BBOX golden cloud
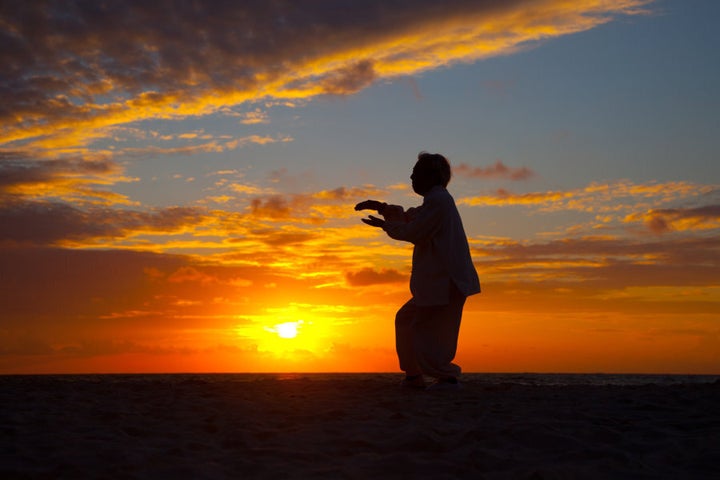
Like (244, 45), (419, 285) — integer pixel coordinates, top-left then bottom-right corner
(0, 0), (652, 149)
(627, 205), (720, 234)
(459, 180), (715, 214)
(0, 153), (136, 204)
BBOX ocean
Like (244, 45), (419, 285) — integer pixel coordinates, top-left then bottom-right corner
(2, 372), (718, 387)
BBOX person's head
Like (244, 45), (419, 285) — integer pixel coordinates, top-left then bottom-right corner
(411, 151), (451, 196)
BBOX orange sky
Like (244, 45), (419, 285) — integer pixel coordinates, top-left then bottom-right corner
(1, 0), (718, 374)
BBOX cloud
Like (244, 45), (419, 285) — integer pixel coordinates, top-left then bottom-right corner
(167, 267), (219, 285)
(0, 153), (134, 204)
(345, 267), (407, 287)
(455, 161), (535, 180)
(0, 0), (652, 148)
(0, 247), (185, 322)
(460, 188), (572, 207)
(250, 228), (320, 247)
(248, 185), (382, 222)
(312, 186), (381, 201)
(0, 173), (381, 252)
(318, 60), (377, 95)
(0, 245), (297, 336)
(249, 195), (295, 220)
(237, 109), (270, 125)
(474, 235), (720, 292)
(477, 235), (718, 262)
(0, 154), (116, 189)
(459, 180), (715, 214)
(634, 204), (720, 234)
(0, 199), (205, 245)
(119, 135), (288, 158)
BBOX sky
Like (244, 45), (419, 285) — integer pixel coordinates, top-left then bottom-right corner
(1, 0), (718, 374)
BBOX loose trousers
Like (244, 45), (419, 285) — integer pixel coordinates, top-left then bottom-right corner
(395, 284), (466, 379)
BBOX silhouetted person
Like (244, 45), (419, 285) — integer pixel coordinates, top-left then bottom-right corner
(355, 152), (480, 390)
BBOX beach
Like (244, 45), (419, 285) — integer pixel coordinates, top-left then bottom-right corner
(1, 373), (719, 479)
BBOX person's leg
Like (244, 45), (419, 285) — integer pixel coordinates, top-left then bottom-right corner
(395, 298), (422, 376)
(412, 285), (466, 380)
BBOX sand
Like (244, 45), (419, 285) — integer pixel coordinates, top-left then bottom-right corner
(1, 373), (719, 479)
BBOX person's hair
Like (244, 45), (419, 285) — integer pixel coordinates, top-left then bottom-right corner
(416, 151), (451, 187)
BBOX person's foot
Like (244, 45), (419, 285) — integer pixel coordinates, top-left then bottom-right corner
(400, 374), (426, 389)
(426, 377), (462, 391)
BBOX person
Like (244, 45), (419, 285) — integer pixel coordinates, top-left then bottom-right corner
(355, 152), (480, 391)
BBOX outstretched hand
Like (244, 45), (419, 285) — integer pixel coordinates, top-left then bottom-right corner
(354, 200), (384, 212)
(361, 215), (385, 228)
(355, 200), (386, 228)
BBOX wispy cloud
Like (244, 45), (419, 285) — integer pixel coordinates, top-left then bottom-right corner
(345, 267), (407, 287)
(1, 0), (651, 149)
(247, 186), (383, 223)
(0, 199), (205, 246)
(455, 161), (535, 181)
(0, 153), (135, 204)
(459, 180), (715, 214)
(628, 205), (720, 234)
(473, 234), (720, 308)
(119, 134), (290, 158)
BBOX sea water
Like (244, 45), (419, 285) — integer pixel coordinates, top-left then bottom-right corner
(2, 372), (717, 387)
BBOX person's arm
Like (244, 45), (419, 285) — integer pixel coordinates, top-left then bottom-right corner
(354, 199), (385, 213)
(355, 199), (409, 227)
(383, 196), (443, 244)
(403, 206), (420, 222)
(380, 204), (405, 222)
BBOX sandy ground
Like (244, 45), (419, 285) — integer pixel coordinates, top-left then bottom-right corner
(1, 373), (719, 479)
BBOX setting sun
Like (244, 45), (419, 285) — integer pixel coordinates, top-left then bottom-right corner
(269, 321), (302, 339)
(231, 303), (352, 367)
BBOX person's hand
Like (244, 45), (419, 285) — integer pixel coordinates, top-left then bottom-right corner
(361, 215), (385, 228)
(354, 200), (385, 212)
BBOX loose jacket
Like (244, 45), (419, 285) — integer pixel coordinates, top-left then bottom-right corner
(382, 185), (481, 306)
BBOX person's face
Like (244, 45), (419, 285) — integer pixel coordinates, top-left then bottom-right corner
(411, 162), (435, 196)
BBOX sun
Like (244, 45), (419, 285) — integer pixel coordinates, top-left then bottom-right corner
(274, 321), (300, 339)
(235, 304), (340, 361)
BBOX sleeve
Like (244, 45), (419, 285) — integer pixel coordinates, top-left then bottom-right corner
(380, 204), (406, 222)
(382, 196), (443, 244)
